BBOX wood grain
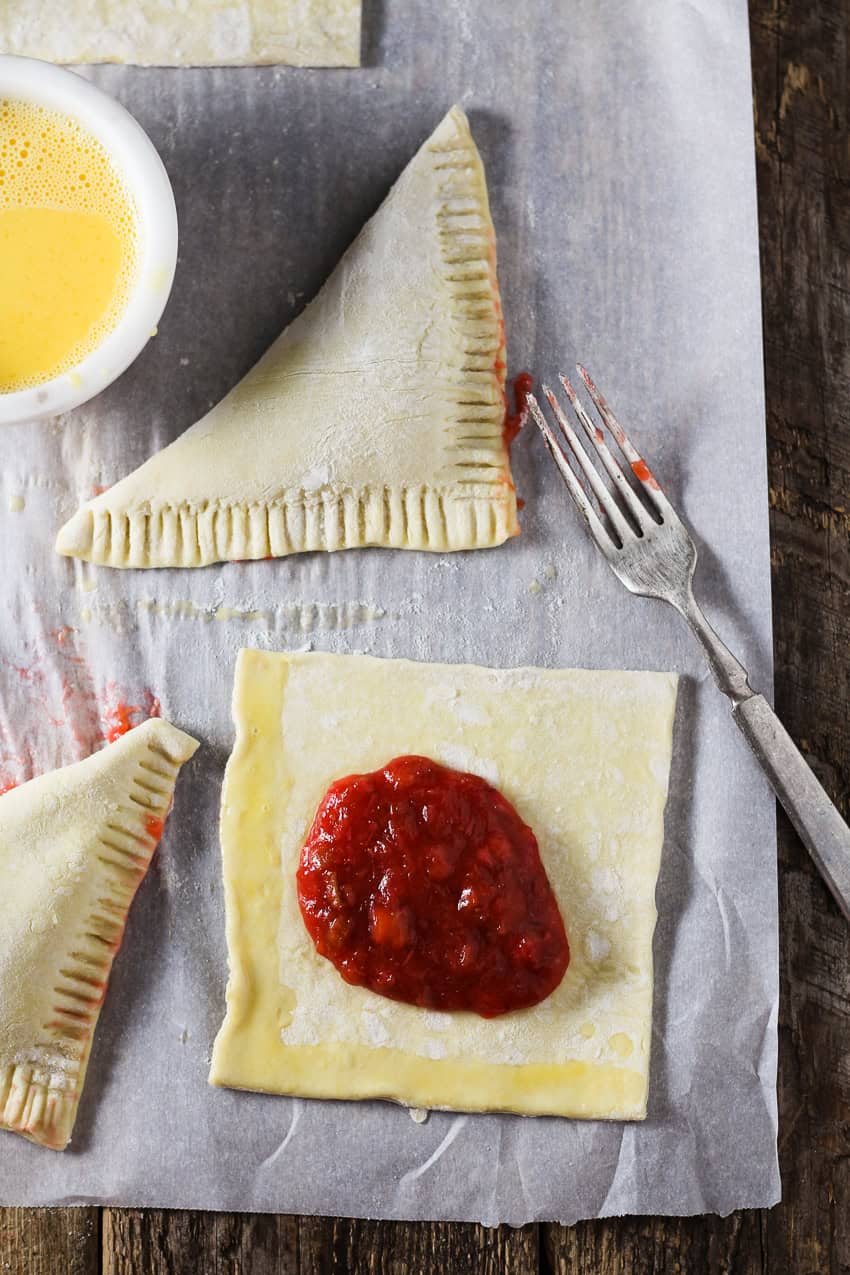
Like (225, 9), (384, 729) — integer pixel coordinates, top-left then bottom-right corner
(7, 0), (850, 1270)
(0, 1207), (98, 1275)
(753, 1), (850, 1272)
(543, 1213), (769, 1275)
(101, 1211), (300, 1275)
(100, 1213), (538, 1274)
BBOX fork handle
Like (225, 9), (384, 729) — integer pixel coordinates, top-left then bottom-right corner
(732, 694), (850, 920)
(677, 591), (850, 918)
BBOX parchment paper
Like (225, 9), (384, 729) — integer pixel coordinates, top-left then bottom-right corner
(0, 0), (780, 1223)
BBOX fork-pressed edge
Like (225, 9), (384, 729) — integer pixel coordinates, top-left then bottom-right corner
(529, 366), (850, 923)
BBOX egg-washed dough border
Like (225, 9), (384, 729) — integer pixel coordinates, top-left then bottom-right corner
(209, 650), (679, 1120)
(0, 0), (361, 67)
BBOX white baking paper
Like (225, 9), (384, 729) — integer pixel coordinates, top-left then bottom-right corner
(0, 0), (779, 1223)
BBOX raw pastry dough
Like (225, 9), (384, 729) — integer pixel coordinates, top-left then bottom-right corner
(0, 1), (361, 67)
(0, 718), (198, 1150)
(57, 107), (517, 569)
(209, 651), (678, 1120)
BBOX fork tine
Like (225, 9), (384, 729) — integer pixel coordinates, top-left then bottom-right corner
(576, 365), (677, 521)
(559, 374), (654, 531)
(542, 386), (633, 544)
(526, 394), (613, 549)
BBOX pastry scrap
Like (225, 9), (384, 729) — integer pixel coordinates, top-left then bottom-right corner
(56, 107), (517, 569)
(0, 718), (198, 1150)
(0, 0), (361, 67)
(209, 650), (678, 1120)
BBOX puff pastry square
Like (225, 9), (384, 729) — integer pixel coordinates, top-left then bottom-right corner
(209, 651), (678, 1120)
(57, 107), (518, 569)
(0, 718), (198, 1150)
(0, 0), (361, 67)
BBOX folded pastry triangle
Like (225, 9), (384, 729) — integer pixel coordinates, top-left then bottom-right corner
(0, 718), (198, 1150)
(56, 106), (519, 569)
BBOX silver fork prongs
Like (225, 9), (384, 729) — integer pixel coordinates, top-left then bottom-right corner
(528, 364), (850, 924)
(527, 368), (673, 555)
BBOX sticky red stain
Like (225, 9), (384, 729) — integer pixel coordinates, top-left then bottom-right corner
(504, 372), (534, 449)
(91, 484), (109, 497)
(50, 626), (77, 647)
(631, 458), (660, 490)
(101, 687), (161, 743)
(0, 745), (37, 796)
(56, 678), (96, 755)
(103, 699), (141, 743)
(144, 815), (166, 841)
(0, 627), (164, 778)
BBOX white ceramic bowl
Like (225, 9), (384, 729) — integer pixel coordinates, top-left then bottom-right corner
(0, 55), (178, 425)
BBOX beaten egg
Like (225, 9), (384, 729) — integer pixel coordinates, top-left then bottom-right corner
(0, 98), (139, 393)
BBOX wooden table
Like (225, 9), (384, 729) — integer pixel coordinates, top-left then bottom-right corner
(4, 0), (849, 1268)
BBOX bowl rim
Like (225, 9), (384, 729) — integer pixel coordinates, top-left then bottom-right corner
(0, 54), (178, 425)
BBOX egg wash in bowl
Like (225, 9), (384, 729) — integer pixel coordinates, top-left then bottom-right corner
(0, 97), (139, 393)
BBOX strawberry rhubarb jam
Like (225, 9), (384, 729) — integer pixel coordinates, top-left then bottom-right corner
(296, 755), (570, 1018)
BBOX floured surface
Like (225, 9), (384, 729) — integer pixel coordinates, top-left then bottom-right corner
(0, 0), (361, 67)
(210, 651), (678, 1118)
(0, 0), (779, 1224)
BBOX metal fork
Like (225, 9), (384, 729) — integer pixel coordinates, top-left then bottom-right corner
(529, 366), (850, 922)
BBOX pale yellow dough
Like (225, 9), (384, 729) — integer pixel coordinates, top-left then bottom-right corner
(56, 108), (517, 568)
(0, 719), (198, 1150)
(0, 0), (361, 67)
(209, 651), (678, 1120)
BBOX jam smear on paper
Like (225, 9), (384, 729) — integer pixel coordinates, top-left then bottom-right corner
(0, 626), (162, 791)
(504, 371), (534, 449)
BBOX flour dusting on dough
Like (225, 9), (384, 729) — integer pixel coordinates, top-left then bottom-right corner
(0, 0), (362, 67)
(437, 745), (500, 786)
(585, 930), (611, 962)
(360, 1009), (390, 1047)
(451, 698), (491, 726)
